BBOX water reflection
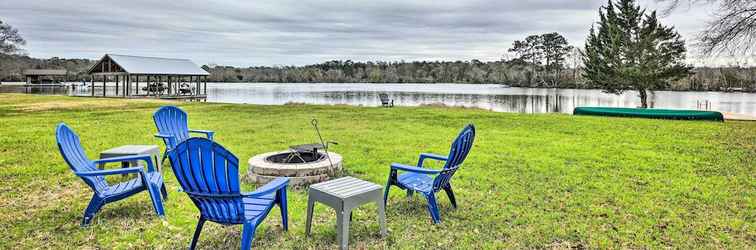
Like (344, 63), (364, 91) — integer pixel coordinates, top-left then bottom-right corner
(205, 83), (756, 115)
(0, 85), (70, 95)
(2, 82), (755, 115)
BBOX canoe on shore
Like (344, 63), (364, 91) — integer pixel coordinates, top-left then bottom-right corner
(573, 107), (724, 121)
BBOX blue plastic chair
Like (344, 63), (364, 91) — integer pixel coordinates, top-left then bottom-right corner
(153, 106), (214, 162)
(383, 124), (475, 224)
(166, 138), (289, 250)
(55, 123), (166, 226)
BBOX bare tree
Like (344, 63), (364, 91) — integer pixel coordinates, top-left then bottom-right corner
(0, 19), (26, 55)
(660, 0), (756, 55)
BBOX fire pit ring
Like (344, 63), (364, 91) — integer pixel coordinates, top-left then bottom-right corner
(246, 151), (342, 187)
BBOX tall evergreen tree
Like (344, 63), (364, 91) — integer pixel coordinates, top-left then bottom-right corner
(583, 0), (692, 108)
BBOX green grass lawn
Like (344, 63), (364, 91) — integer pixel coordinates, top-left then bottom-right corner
(0, 94), (753, 249)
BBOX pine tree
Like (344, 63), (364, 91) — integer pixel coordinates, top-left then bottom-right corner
(583, 0), (691, 108)
(509, 32), (573, 87)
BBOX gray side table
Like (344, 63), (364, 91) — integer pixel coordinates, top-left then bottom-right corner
(306, 177), (387, 250)
(99, 145), (162, 173)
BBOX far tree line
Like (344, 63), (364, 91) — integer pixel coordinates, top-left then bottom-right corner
(2, 53), (752, 93)
(198, 59), (756, 92)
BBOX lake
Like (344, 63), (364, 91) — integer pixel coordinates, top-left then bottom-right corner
(4, 82), (756, 115)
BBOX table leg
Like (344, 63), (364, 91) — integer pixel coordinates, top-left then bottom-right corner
(121, 161), (131, 177)
(154, 153), (162, 172)
(305, 198), (315, 236)
(377, 199), (387, 236)
(336, 208), (351, 250)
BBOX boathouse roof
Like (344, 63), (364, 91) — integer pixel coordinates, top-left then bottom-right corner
(23, 69), (67, 76)
(87, 54), (210, 76)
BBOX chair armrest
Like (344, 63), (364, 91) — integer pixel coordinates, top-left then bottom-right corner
(77, 166), (144, 176)
(417, 153), (448, 167)
(242, 177), (289, 198)
(391, 163), (441, 174)
(189, 129), (214, 140)
(154, 133), (177, 148)
(93, 154), (157, 172)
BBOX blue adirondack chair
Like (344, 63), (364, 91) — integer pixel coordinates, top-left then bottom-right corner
(166, 138), (289, 250)
(383, 124), (475, 224)
(55, 123), (166, 226)
(153, 105), (214, 162)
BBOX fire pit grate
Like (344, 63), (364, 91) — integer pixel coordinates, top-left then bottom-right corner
(245, 118), (342, 187)
(266, 151), (325, 164)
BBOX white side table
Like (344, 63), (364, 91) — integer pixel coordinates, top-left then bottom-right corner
(306, 177), (387, 250)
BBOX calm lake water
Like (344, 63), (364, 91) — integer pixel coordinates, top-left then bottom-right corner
(4, 82), (756, 115)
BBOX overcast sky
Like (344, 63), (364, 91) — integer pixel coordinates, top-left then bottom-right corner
(0, 0), (751, 66)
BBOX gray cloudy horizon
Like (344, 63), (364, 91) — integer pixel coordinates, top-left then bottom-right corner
(1, 0), (749, 67)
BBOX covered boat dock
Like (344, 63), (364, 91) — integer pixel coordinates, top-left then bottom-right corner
(23, 69), (67, 85)
(84, 54), (209, 100)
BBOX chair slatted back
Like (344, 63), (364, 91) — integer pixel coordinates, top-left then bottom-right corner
(433, 124), (476, 191)
(167, 137), (244, 224)
(56, 123), (109, 193)
(379, 94), (390, 104)
(153, 106), (190, 149)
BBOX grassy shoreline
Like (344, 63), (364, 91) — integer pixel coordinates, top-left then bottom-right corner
(0, 94), (753, 249)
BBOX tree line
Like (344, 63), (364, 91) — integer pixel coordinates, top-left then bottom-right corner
(1, 52), (754, 92)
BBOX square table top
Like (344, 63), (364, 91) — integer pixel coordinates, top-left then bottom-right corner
(309, 176), (382, 199)
(100, 145), (160, 156)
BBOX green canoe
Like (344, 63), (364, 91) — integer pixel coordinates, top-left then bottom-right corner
(573, 107), (724, 121)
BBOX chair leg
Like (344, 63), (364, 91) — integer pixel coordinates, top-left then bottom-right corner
(160, 150), (168, 166)
(277, 189), (289, 231)
(383, 185), (390, 205)
(189, 217), (206, 250)
(240, 222), (257, 250)
(424, 193), (442, 224)
(406, 190), (414, 199)
(443, 184), (457, 209)
(81, 195), (104, 227)
(383, 174), (393, 205)
(144, 178), (165, 217)
(160, 183), (168, 201)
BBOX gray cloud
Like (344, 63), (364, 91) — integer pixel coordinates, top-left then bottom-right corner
(0, 0), (743, 66)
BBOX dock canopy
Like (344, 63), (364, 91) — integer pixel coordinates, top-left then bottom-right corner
(87, 54), (209, 76)
(83, 54), (209, 100)
(23, 69), (67, 84)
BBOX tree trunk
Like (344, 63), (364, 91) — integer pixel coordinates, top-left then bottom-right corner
(638, 89), (648, 108)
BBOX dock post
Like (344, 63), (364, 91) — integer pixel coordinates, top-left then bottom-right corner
(115, 75), (119, 96)
(135, 75), (139, 96)
(125, 74), (130, 97)
(102, 75), (106, 97)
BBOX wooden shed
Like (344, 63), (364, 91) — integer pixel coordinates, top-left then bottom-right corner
(86, 54), (210, 100)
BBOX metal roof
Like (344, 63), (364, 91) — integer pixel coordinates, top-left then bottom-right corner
(23, 69), (67, 76)
(89, 54), (209, 75)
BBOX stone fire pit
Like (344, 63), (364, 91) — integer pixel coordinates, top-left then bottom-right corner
(246, 151), (342, 187)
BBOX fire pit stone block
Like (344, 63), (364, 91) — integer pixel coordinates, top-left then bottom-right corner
(246, 151), (342, 187)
